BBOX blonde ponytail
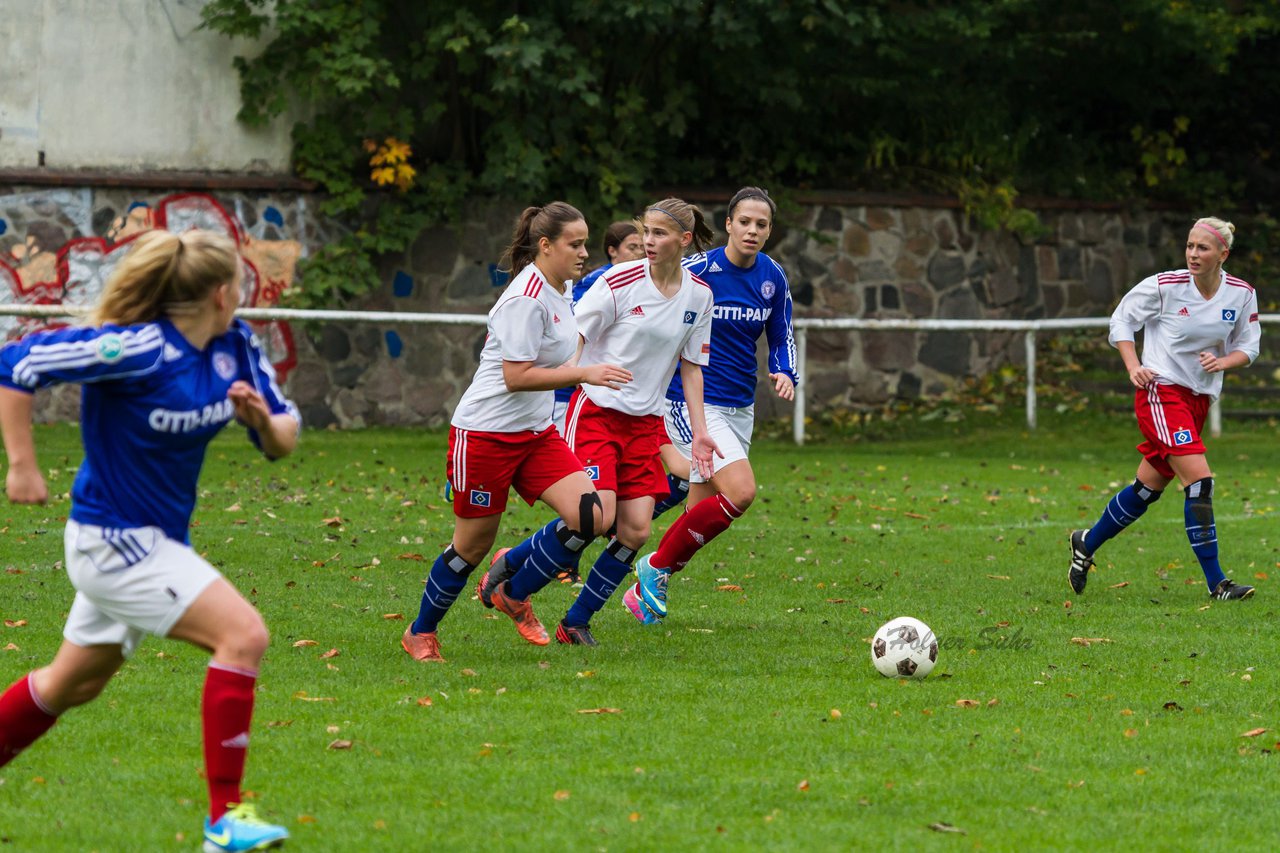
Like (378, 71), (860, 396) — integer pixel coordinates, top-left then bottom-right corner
(92, 230), (239, 326)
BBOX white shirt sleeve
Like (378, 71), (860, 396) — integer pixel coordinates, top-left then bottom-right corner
(491, 296), (546, 362)
(1227, 290), (1262, 365)
(680, 288), (714, 367)
(1109, 275), (1161, 346)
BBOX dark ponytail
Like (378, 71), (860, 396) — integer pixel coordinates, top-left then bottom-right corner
(500, 201), (586, 277)
(646, 197), (715, 256)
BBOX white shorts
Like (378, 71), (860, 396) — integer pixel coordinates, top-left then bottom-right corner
(662, 401), (754, 484)
(63, 520), (221, 658)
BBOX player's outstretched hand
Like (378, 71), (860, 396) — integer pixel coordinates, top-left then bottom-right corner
(228, 380), (272, 431)
(6, 464), (48, 505)
(690, 432), (724, 480)
(770, 372), (795, 401)
(581, 363), (633, 390)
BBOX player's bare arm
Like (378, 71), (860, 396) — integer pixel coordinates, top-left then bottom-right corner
(0, 386), (48, 504)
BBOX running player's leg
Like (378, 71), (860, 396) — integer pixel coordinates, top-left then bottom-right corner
(653, 443), (691, 518)
(1168, 453), (1248, 598)
(0, 639), (123, 767)
(562, 496), (651, 641)
(505, 471), (607, 601)
(408, 513), (502, 658)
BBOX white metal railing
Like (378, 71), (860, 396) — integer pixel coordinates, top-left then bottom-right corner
(4, 304), (1275, 444)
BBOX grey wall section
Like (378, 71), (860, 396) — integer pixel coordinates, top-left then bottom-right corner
(0, 184), (1192, 428)
(0, 0), (293, 172)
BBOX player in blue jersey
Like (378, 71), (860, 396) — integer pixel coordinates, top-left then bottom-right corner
(626, 186), (798, 623)
(0, 230), (300, 852)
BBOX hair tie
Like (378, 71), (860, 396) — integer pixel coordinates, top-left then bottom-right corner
(648, 206), (687, 232)
(1194, 222), (1228, 249)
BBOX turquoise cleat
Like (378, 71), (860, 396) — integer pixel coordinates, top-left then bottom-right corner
(635, 553), (670, 618)
(203, 803), (289, 852)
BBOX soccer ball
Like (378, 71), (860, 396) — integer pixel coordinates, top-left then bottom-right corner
(871, 616), (938, 679)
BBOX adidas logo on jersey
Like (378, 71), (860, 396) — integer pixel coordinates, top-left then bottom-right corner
(553, 314), (561, 324)
(163, 343), (184, 362)
(630, 306), (645, 316)
(708, 262), (723, 273)
(1178, 307), (1190, 316)
(220, 732), (251, 749)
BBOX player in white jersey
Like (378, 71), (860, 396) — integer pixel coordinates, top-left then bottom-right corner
(402, 203), (632, 659)
(1069, 217), (1261, 601)
(479, 198), (721, 645)
(629, 187), (798, 623)
(0, 230), (300, 852)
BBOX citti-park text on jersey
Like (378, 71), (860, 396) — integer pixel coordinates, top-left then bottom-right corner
(712, 306), (772, 322)
(148, 399), (236, 433)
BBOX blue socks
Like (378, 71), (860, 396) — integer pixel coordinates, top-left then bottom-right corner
(411, 546), (474, 634)
(652, 474), (689, 519)
(1184, 477), (1224, 591)
(564, 538), (637, 627)
(1084, 479), (1162, 554)
(507, 519), (590, 600)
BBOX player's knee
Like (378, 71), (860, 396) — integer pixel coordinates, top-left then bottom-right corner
(617, 519), (651, 546)
(573, 491), (604, 542)
(727, 482), (757, 510)
(1185, 476), (1214, 525)
(218, 610), (270, 664)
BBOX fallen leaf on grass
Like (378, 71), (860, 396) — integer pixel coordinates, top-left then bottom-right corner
(629, 812), (641, 822)
(797, 779), (810, 792)
(297, 815), (317, 825)
(717, 584), (743, 592)
(397, 553), (425, 561)
(825, 598), (849, 603)
(4, 620), (27, 628)
(1108, 582), (1130, 589)
(266, 720), (294, 728)
(955, 699), (980, 708)
(293, 639), (319, 647)
(986, 575), (1011, 581)
(417, 696), (433, 706)
(1255, 572), (1269, 580)
(1163, 702), (1183, 711)
(1123, 729), (1138, 738)
(577, 708), (622, 715)
(1070, 637), (1112, 647)
(460, 668), (477, 677)
(327, 739), (353, 750)
(928, 822), (966, 834)
(319, 648), (341, 660)
(554, 790), (571, 801)
(382, 613), (403, 620)
(321, 516), (345, 528)
(292, 692), (336, 702)
(1241, 728), (1269, 738)
(3, 643), (19, 651)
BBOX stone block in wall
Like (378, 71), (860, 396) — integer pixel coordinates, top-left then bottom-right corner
(895, 255), (924, 284)
(900, 281), (933, 316)
(1085, 255), (1114, 305)
(861, 330), (917, 371)
(822, 281), (861, 316)
(1042, 283), (1065, 317)
(815, 207), (842, 232)
(918, 332), (972, 377)
(447, 263), (495, 302)
(856, 259), (892, 283)
(934, 216), (957, 249)
(285, 361), (330, 406)
(927, 252), (966, 289)
(1037, 245), (1059, 281)
(1057, 246), (1082, 280)
(1018, 244), (1041, 309)
(810, 329), (853, 363)
(842, 223), (871, 256)
(410, 226), (460, 278)
(937, 287), (980, 319)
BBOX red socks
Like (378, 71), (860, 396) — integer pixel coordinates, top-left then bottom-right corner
(202, 662), (258, 822)
(0, 673), (58, 768)
(653, 493), (744, 571)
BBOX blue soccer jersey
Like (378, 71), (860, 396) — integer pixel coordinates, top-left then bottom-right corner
(0, 318), (298, 543)
(666, 247), (797, 407)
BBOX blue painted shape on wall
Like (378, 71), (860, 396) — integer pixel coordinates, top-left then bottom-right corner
(489, 263), (509, 288)
(385, 330), (403, 358)
(393, 270), (414, 298)
(0, 219), (6, 235)
(263, 206), (285, 227)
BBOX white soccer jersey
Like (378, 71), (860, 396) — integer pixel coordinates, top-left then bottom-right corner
(574, 258), (713, 416)
(451, 265), (577, 432)
(1109, 268), (1261, 399)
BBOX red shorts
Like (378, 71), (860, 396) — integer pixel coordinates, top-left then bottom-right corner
(447, 426), (586, 518)
(1134, 383), (1211, 480)
(563, 390), (668, 502)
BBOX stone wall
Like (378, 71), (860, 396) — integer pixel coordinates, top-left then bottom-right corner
(0, 184), (1190, 427)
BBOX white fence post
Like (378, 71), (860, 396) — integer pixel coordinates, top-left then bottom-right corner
(1025, 330), (1037, 430)
(793, 326), (807, 446)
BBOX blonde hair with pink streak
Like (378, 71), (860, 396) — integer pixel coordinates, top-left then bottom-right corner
(1193, 217), (1235, 250)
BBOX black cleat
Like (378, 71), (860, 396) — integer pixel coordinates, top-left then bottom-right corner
(555, 621), (598, 646)
(1068, 529), (1094, 595)
(1210, 579), (1255, 600)
(477, 547), (516, 609)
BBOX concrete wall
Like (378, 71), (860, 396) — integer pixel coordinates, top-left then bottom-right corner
(0, 0), (293, 172)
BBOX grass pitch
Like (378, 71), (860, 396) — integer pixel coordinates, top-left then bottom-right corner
(1, 409), (1278, 850)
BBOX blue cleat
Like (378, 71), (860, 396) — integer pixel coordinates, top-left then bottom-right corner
(623, 583), (662, 625)
(203, 803), (289, 852)
(635, 554), (670, 619)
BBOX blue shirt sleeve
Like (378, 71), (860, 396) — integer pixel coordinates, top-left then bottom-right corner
(765, 262), (799, 386)
(229, 320), (300, 458)
(0, 323), (165, 392)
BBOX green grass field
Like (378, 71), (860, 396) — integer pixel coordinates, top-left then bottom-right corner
(2, 409), (1278, 850)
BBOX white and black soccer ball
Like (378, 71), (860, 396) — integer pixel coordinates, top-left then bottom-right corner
(871, 616), (938, 679)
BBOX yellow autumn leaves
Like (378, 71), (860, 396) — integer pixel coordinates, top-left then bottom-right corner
(364, 137), (416, 192)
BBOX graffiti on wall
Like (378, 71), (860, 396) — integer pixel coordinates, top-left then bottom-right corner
(0, 191), (300, 379)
